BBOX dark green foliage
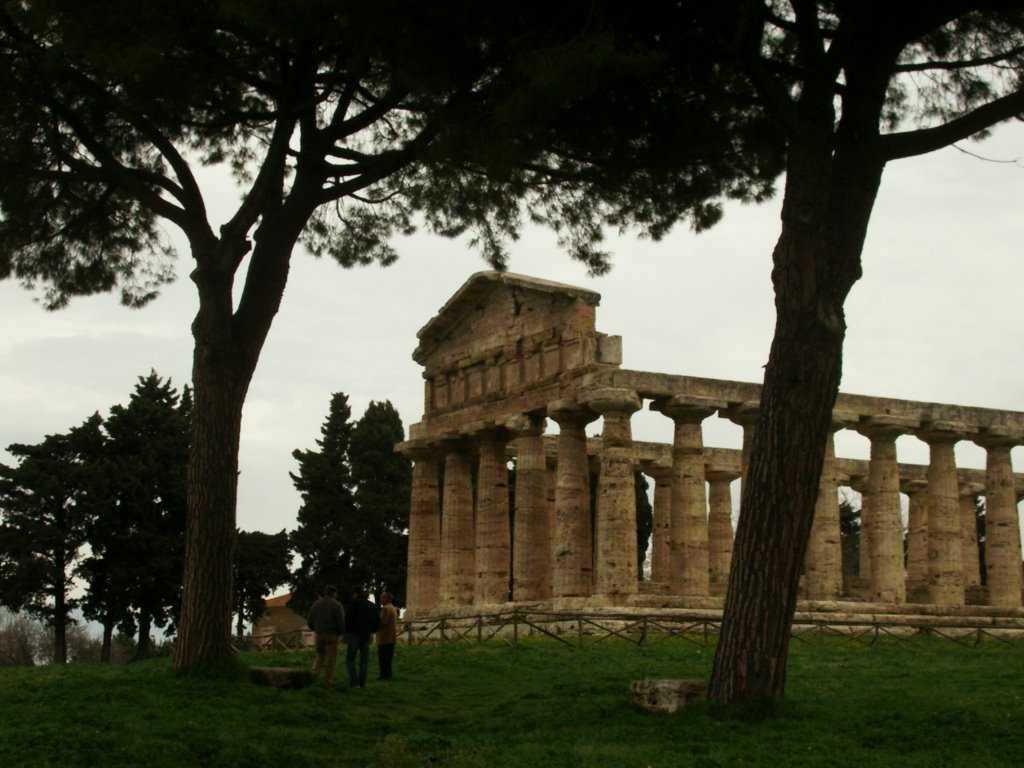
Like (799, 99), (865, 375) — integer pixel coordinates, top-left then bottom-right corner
(0, 1), (780, 304)
(349, 400), (412, 605)
(290, 395), (411, 611)
(289, 393), (357, 614)
(840, 496), (861, 579)
(635, 472), (653, 577)
(975, 495), (986, 585)
(416, 2), (785, 269)
(0, 1), (788, 669)
(233, 529), (291, 636)
(0, 414), (106, 663)
(78, 372), (189, 661)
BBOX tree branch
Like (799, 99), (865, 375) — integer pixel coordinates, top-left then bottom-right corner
(4, 12), (216, 246)
(323, 87), (408, 143)
(316, 147), (416, 204)
(879, 88), (1024, 161)
(729, 1), (804, 137)
(894, 43), (1024, 73)
(218, 113), (297, 262)
(46, 102), (193, 232)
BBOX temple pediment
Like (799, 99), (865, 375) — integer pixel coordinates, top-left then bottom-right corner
(413, 271), (621, 419)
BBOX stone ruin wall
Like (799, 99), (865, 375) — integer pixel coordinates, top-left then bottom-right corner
(399, 271), (1024, 620)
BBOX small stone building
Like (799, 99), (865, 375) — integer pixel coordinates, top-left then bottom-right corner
(252, 592), (307, 639)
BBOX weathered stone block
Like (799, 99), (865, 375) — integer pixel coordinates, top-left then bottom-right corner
(598, 335), (622, 365)
(250, 666), (316, 690)
(630, 678), (708, 713)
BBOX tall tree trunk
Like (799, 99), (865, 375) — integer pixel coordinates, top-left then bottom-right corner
(53, 587), (67, 665)
(101, 620), (113, 663)
(134, 611), (153, 661)
(171, 318), (251, 669)
(171, 201), (307, 671)
(170, 234), (258, 670)
(707, 123), (884, 705)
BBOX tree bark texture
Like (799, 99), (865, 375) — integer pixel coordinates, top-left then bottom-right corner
(101, 622), (114, 663)
(171, 359), (247, 669)
(172, 218), (298, 670)
(53, 571), (67, 665)
(135, 611), (153, 661)
(707, 110), (886, 705)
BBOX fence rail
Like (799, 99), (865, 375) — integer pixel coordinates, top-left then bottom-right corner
(400, 610), (1024, 649)
(236, 609), (1024, 653)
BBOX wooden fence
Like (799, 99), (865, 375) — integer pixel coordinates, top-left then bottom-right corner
(399, 610), (1024, 649)
(235, 609), (1024, 652)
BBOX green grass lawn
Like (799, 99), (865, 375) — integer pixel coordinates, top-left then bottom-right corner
(2, 634), (1022, 767)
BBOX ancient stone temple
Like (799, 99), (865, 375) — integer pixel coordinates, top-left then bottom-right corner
(398, 271), (1024, 619)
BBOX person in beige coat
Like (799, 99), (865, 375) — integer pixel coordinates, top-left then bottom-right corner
(375, 592), (398, 680)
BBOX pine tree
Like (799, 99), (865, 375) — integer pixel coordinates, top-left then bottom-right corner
(233, 529), (291, 636)
(0, 414), (106, 664)
(350, 401), (412, 605)
(0, 4), (779, 669)
(289, 393), (358, 614)
(79, 372), (190, 661)
(289, 395), (412, 612)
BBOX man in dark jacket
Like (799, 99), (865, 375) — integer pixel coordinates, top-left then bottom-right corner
(307, 585), (345, 683)
(345, 586), (380, 688)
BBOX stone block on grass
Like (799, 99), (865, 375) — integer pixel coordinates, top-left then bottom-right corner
(630, 678), (708, 713)
(250, 666), (316, 690)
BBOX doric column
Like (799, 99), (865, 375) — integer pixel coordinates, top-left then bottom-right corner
(958, 481), (984, 591)
(641, 461), (673, 585)
(804, 425), (844, 601)
(900, 478), (929, 598)
(548, 401), (598, 598)
(510, 414), (550, 602)
(917, 422), (967, 606)
(724, 401), (759, 510)
(654, 395), (717, 597)
(975, 428), (1023, 607)
(440, 442), (475, 608)
(583, 387), (642, 601)
(473, 427), (511, 606)
(705, 469), (738, 597)
(545, 456), (558, 593)
(404, 444), (441, 616)
(855, 416), (914, 604)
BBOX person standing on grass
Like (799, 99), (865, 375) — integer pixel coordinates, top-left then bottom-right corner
(307, 585), (345, 684)
(345, 585), (379, 688)
(376, 592), (398, 680)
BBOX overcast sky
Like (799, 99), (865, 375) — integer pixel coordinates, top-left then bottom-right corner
(2, 122), (1022, 535)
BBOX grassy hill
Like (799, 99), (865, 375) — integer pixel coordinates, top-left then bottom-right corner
(2, 634), (1022, 767)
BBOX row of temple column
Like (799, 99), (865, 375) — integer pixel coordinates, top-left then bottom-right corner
(404, 388), (1024, 615)
(833, 416), (1024, 608)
